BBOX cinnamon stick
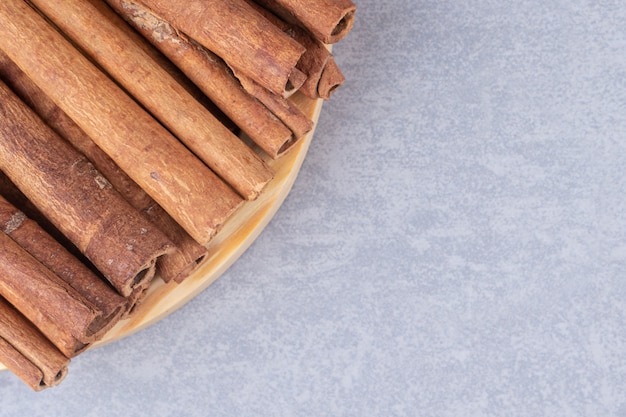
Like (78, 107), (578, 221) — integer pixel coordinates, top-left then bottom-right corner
(0, 0), (243, 245)
(31, 0), (273, 201)
(107, 0), (300, 159)
(317, 56), (346, 100)
(253, 0), (356, 44)
(234, 72), (314, 140)
(0, 230), (99, 357)
(0, 50), (207, 283)
(294, 39), (344, 100)
(0, 338), (49, 390)
(0, 297), (69, 391)
(0, 78), (175, 298)
(134, 0), (306, 97)
(0, 195), (127, 340)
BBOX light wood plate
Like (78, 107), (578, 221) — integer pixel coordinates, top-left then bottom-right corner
(0, 91), (323, 372)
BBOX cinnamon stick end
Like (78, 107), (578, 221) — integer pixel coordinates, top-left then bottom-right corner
(318, 56), (346, 100)
(284, 67), (307, 98)
(325, 8), (357, 44)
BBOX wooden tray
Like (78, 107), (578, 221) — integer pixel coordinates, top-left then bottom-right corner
(0, 91), (323, 372)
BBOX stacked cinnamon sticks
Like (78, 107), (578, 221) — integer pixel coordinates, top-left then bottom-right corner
(0, 0), (355, 390)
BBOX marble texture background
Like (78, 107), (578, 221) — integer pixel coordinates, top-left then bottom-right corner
(2, 0), (626, 415)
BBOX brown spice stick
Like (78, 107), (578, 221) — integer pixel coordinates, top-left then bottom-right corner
(0, 231), (99, 357)
(0, 195), (127, 340)
(0, 0), (243, 245)
(0, 338), (47, 390)
(107, 0), (298, 159)
(234, 72), (314, 140)
(0, 79), (174, 298)
(0, 297), (70, 391)
(0, 51), (207, 283)
(247, 0), (345, 100)
(317, 55), (346, 100)
(253, 0), (356, 44)
(135, 0), (306, 97)
(294, 37), (343, 100)
(31, 0), (273, 200)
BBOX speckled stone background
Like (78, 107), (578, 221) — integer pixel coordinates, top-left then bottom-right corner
(2, 0), (626, 415)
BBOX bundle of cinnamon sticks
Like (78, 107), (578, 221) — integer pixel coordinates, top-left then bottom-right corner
(0, 0), (355, 390)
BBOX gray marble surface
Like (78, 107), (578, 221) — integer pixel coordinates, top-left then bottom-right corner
(3, 0), (626, 415)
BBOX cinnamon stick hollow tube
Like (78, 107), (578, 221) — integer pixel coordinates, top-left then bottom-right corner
(0, 79), (174, 298)
(247, 0), (345, 100)
(32, 0), (273, 201)
(253, 0), (356, 44)
(107, 0), (297, 159)
(0, 0), (243, 245)
(0, 51), (207, 283)
(135, 0), (306, 97)
(0, 231), (99, 357)
(0, 297), (70, 391)
(0, 195), (127, 340)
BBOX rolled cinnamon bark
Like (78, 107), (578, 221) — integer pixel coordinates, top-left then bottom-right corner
(0, 50), (207, 283)
(317, 56), (346, 100)
(0, 78), (174, 298)
(135, 0), (306, 97)
(0, 0), (243, 245)
(0, 298), (69, 391)
(253, 0), (356, 44)
(247, 0), (345, 100)
(0, 338), (47, 390)
(293, 38), (344, 100)
(0, 195), (127, 340)
(0, 230), (99, 357)
(234, 72), (314, 140)
(107, 0), (298, 159)
(31, 0), (273, 200)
